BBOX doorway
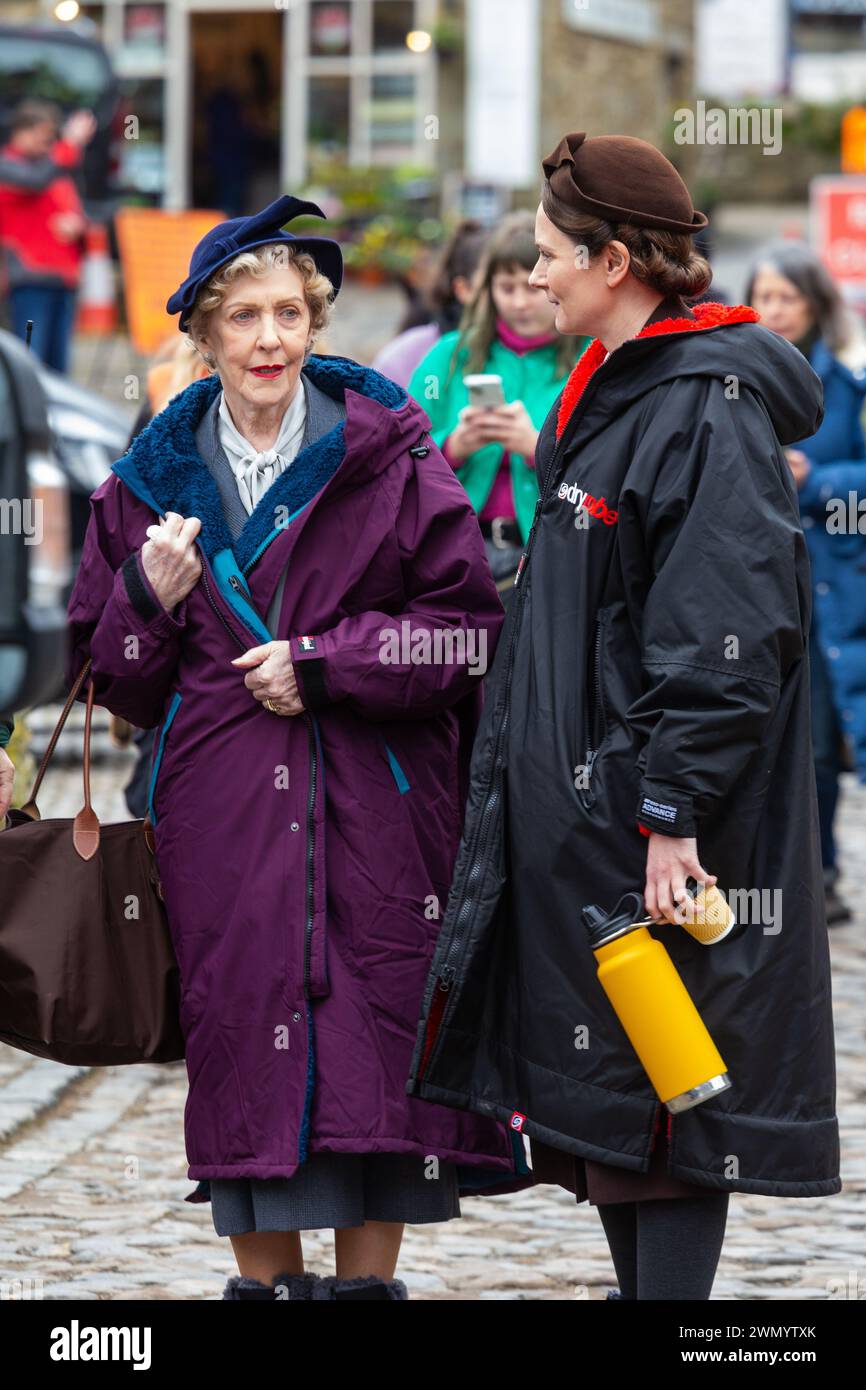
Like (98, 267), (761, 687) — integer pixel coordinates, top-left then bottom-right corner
(189, 8), (283, 215)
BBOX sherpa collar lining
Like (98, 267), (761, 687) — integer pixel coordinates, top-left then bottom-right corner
(111, 355), (408, 572)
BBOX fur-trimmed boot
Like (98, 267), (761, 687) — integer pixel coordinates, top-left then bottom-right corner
(222, 1270), (318, 1300)
(271, 1270), (320, 1300)
(311, 1273), (409, 1300)
(223, 1274), (276, 1300)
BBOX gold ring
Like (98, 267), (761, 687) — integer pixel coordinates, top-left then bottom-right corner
(264, 698), (279, 713)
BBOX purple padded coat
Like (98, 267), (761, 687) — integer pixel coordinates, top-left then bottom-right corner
(65, 355), (532, 1201)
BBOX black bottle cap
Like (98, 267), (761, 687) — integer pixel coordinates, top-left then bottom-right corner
(582, 891), (647, 948)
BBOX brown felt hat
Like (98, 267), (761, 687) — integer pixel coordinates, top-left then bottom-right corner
(541, 131), (708, 235)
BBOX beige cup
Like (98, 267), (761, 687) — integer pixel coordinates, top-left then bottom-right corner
(677, 882), (737, 945)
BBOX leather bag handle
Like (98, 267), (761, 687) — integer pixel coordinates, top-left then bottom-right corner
(9, 656), (156, 861)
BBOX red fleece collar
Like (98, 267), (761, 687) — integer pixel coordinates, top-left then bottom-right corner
(555, 300), (761, 440)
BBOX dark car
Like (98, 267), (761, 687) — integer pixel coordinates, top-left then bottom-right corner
(0, 325), (132, 709)
(35, 357), (133, 586)
(0, 328), (70, 714)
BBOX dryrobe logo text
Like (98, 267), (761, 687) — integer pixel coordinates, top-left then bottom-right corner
(557, 480), (618, 526)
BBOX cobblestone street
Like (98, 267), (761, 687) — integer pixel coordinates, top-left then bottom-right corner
(1, 704), (863, 1300)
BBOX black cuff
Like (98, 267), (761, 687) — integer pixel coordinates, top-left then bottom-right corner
(295, 656), (331, 712)
(121, 551), (160, 622)
(636, 781), (697, 838)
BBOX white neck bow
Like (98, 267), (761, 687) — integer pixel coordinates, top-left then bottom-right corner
(218, 384), (307, 513)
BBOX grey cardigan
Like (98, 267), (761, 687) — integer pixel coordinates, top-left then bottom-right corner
(195, 370), (347, 632)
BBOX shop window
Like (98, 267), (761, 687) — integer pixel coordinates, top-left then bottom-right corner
(310, 2), (352, 57)
(369, 71), (415, 160)
(373, 0), (415, 54)
(308, 75), (350, 159)
(123, 4), (167, 60)
(117, 76), (165, 201)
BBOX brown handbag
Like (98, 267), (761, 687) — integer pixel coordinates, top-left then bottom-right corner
(0, 657), (184, 1064)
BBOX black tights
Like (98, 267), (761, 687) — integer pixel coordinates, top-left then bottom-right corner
(597, 1193), (729, 1300)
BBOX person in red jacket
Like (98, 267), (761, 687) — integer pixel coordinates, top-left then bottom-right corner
(0, 99), (96, 374)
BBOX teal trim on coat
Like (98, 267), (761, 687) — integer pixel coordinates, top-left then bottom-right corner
(211, 547), (272, 645)
(147, 691), (183, 825)
(384, 742), (410, 793)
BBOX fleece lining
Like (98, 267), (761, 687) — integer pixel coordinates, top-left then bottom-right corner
(111, 354), (408, 572)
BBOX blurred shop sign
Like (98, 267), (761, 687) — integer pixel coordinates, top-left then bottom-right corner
(812, 176), (866, 296)
(561, 0), (658, 45)
(441, 174), (510, 228)
(115, 206), (225, 356)
(695, 0), (788, 98)
(466, 0), (539, 188)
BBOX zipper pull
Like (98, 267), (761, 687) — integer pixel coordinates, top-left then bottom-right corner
(409, 433), (430, 458)
(439, 963), (456, 991)
(228, 574), (243, 593)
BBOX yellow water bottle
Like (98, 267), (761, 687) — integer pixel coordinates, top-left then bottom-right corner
(583, 892), (731, 1113)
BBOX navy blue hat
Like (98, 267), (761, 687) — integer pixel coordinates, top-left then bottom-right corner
(166, 194), (344, 332)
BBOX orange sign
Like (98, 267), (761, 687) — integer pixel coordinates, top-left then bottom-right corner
(115, 207), (226, 356)
(842, 107), (866, 175)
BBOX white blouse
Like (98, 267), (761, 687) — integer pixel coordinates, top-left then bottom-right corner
(217, 382), (308, 515)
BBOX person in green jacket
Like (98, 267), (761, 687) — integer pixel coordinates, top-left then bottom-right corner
(408, 209), (590, 602)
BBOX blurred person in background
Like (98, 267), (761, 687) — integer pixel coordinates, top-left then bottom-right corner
(407, 210), (590, 605)
(747, 242), (866, 925)
(371, 219), (489, 387)
(0, 100), (96, 374)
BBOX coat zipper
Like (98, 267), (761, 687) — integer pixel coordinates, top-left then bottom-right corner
(304, 717), (317, 992)
(578, 616), (607, 812)
(200, 555), (250, 650)
(428, 373), (607, 1013)
(198, 550), (318, 993)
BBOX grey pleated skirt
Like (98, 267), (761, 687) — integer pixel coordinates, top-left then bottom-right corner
(209, 1150), (462, 1236)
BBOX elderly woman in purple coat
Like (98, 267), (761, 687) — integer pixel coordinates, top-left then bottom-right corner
(66, 196), (528, 1301)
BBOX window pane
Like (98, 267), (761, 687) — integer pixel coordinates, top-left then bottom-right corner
(369, 72), (415, 160)
(117, 77), (165, 197)
(308, 76), (350, 159)
(310, 2), (352, 57)
(123, 4), (167, 57)
(373, 1), (415, 54)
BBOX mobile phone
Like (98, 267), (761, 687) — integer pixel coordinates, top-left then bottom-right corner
(463, 374), (505, 409)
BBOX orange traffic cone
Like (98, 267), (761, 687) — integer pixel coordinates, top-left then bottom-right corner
(75, 221), (117, 335)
